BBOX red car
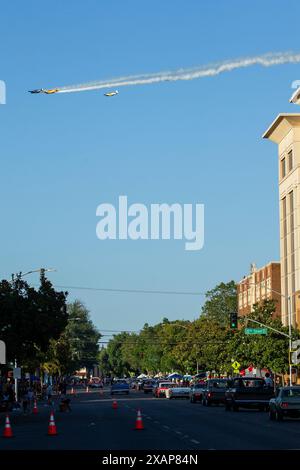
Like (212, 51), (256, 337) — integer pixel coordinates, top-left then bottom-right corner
(153, 382), (176, 398)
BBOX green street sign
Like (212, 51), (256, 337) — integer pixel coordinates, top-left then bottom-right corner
(245, 328), (268, 335)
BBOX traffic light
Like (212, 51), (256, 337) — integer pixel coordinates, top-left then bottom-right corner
(230, 312), (238, 329)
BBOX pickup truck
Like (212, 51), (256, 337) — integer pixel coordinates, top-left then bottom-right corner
(225, 377), (274, 411)
(110, 379), (130, 395)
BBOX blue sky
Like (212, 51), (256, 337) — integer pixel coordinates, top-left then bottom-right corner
(1, 0), (299, 334)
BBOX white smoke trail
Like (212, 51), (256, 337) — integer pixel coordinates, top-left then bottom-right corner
(57, 52), (300, 94)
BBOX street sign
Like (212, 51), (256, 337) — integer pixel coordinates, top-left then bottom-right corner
(233, 369), (240, 374)
(245, 328), (268, 335)
(13, 367), (21, 379)
(232, 361), (240, 370)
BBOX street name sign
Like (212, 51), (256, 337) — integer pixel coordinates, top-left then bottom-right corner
(245, 328), (268, 335)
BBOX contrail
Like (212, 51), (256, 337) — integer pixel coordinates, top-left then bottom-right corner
(57, 52), (300, 94)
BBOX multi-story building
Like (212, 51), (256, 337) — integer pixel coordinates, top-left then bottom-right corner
(238, 262), (281, 318)
(263, 114), (300, 328)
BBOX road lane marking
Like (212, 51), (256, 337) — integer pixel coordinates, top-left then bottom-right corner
(190, 439), (200, 444)
(175, 431), (182, 435)
(163, 425), (170, 430)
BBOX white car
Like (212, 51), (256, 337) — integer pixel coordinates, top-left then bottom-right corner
(165, 387), (191, 399)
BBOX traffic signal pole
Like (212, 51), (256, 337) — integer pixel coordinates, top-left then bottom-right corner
(247, 317), (292, 386)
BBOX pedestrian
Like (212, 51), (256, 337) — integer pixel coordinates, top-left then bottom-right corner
(59, 394), (71, 412)
(27, 388), (34, 412)
(22, 390), (29, 415)
(46, 384), (53, 406)
(264, 372), (273, 387)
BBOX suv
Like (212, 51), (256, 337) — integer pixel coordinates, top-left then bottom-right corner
(225, 377), (274, 411)
(190, 383), (205, 403)
(202, 379), (229, 406)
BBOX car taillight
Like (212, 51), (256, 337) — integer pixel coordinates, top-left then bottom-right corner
(208, 392), (213, 398)
(280, 402), (289, 409)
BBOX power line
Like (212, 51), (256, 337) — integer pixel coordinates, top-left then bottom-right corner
(52, 284), (206, 296)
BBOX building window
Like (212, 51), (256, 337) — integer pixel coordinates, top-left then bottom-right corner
(288, 150), (293, 172)
(281, 157), (286, 179)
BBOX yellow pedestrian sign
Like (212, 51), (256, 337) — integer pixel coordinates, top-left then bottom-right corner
(232, 360), (240, 370)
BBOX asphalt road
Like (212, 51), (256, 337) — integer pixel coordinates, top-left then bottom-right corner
(1, 387), (300, 450)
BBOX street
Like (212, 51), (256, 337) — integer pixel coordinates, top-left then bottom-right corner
(1, 387), (300, 450)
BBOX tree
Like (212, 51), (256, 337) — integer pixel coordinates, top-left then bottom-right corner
(63, 300), (101, 372)
(201, 280), (237, 327)
(0, 274), (68, 367)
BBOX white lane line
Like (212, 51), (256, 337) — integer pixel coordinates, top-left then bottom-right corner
(175, 431), (182, 435)
(190, 439), (200, 444)
(146, 416), (152, 420)
(163, 425), (170, 430)
(154, 421), (160, 424)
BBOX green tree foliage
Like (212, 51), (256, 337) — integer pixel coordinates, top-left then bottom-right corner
(100, 286), (297, 378)
(43, 300), (101, 375)
(201, 280), (237, 327)
(0, 274), (68, 365)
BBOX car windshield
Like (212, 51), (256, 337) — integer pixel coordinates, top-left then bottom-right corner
(282, 389), (300, 397)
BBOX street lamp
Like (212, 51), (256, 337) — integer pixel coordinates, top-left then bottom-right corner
(11, 267), (56, 283)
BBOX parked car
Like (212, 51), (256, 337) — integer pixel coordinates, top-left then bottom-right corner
(190, 383), (205, 403)
(225, 377), (274, 411)
(110, 379), (130, 395)
(165, 386), (190, 399)
(89, 377), (103, 388)
(153, 382), (176, 398)
(202, 379), (229, 406)
(143, 379), (156, 394)
(269, 386), (300, 421)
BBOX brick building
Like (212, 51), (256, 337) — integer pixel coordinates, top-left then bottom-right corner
(237, 262), (281, 318)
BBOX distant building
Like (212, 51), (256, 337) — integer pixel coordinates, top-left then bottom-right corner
(237, 262), (281, 318)
(263, 114), (300, 328)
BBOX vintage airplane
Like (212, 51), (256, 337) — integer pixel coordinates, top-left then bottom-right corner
(28, 89), (45, 94)
(28, 88), (59, 95)
(104, 90), (119, 97)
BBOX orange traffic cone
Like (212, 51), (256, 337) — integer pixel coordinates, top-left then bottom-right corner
(3, 415), (13, 438)
(47, 411), (58, 436)
(33, 399), (38, 414)
(71, 387), (76, 396)
(135, 409), (144, 430)
(112, 400), (118, 410)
